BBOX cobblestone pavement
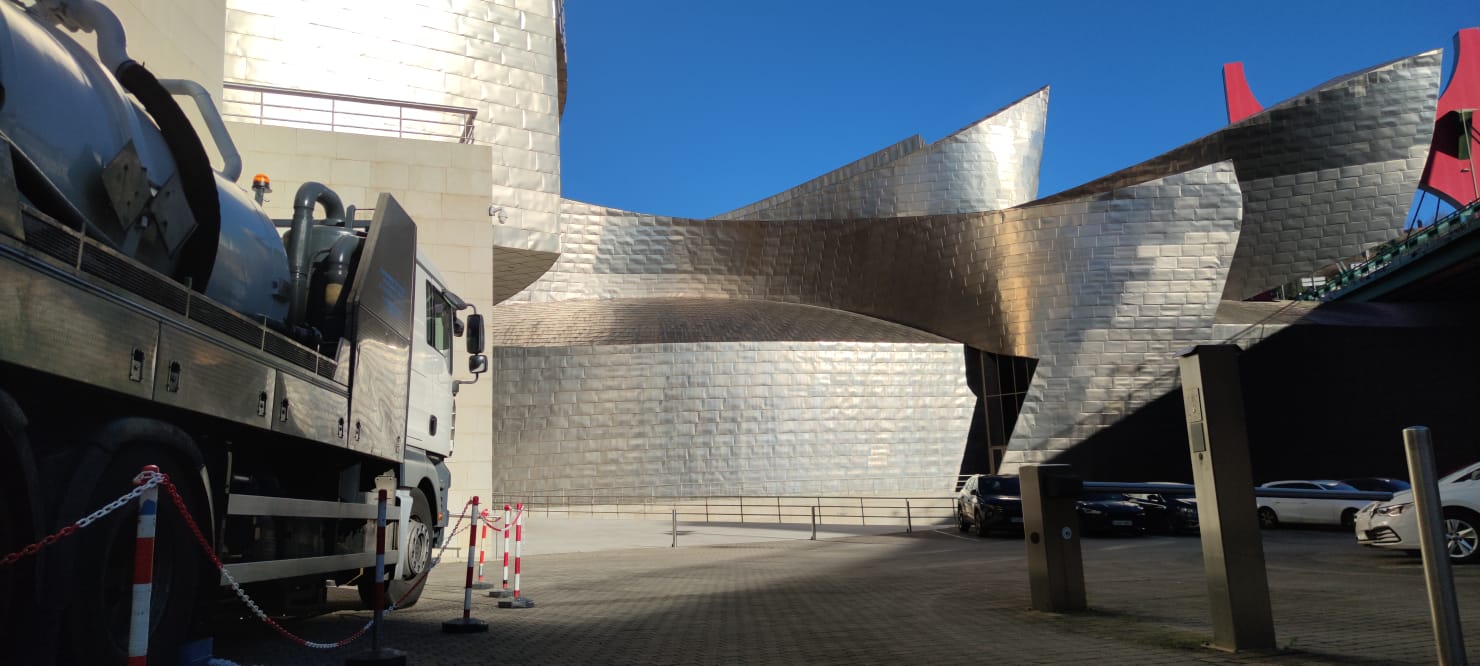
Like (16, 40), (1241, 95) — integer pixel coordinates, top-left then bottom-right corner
(212, 521), (1480, 665)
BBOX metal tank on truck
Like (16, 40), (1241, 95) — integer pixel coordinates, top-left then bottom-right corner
(0, 1), (488, 662)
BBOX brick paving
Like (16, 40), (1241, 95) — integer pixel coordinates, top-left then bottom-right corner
(212, 522), (1480, 665)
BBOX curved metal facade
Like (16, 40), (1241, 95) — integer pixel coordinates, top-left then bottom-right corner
(492, 159), (1243, 492)
(1041, 51), (1442, 301)
(716, 88), (1049, 221)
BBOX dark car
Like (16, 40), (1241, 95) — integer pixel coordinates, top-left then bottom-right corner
(1341, 477), (1411, 493)
(956, 474), (1024, 536)
(1127, 489), (1199, 534)
(1075, 492), (1149, 535)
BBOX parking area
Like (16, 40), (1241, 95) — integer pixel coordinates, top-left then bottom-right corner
(213, 519), (1480, 664)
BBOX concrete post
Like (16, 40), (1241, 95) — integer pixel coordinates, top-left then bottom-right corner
(1177, 344), (1275, 651)
(1021, 463), (1085, 612)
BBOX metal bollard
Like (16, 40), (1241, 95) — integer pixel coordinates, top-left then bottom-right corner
(1178, 344), (1275, 651)
(906, 499), (913, 533)
(671, 509), (677, 548)
(443, 496), (489, 633)
(127, 466), (160, 666)
(810, 505), (817, 541)
(1405, 426), (1467, 665)
(1021, 464), (1085, 612)
(346, 491), (406, 665)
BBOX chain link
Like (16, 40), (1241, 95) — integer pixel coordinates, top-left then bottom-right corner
(0, 472), (163, 566)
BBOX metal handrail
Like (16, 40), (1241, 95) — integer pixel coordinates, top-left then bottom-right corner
(220, 82), (477, 144)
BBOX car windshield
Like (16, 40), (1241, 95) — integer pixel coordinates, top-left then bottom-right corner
(1440, 463), (1480, 484)
(982, 477), (1020, 494)
(1315, 481), (1358, 491)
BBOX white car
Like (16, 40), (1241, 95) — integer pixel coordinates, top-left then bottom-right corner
(1356, 462), (1480, 563)
(1256, 480), (1370, 529)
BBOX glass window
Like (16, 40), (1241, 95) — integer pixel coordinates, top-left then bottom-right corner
(426, 283), (452, 370)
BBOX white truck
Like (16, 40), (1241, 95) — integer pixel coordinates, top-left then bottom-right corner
(0, 1), (484, 662)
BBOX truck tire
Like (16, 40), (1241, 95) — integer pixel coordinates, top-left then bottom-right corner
(0, 390), (44, 664)
(359, 487), (433, 609)
(64, 438), (210, 665)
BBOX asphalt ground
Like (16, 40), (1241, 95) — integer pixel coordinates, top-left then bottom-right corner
(210, 517), (1480, 665)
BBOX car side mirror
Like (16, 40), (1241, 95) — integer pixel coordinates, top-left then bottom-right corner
(469, 353), (488, 375)
(465, 314), (485, 354)
(970, 489), (980, 497)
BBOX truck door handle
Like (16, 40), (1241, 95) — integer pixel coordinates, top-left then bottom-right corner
(429, 415), (438, 437)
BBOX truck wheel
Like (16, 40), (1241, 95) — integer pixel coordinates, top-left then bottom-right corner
(0, 391), (43, 663)
(360, 488), (433, 609)
(65, 442), (209, 666)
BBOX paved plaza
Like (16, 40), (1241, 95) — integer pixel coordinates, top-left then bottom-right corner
(213, 517), (1480, 665)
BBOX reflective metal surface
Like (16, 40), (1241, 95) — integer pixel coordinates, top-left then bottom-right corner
(493, 161), (1242, 492)
(716, 88), (1049, 220)
(155, 323), (275, 430)
(272, 370), (347, 445)
(490, 342), (974, 497)
(1040, 51), (1442, 301)
(223, 0), (563, 236)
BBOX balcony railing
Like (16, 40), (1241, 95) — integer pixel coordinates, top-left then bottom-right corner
(221, 82), (477, 144)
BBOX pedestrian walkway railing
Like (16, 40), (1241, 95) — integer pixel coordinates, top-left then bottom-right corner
(487, 493), (960, 528)
(220, 82), (478, 144)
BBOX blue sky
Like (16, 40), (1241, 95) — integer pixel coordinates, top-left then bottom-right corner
(559, 1), (1480, 220)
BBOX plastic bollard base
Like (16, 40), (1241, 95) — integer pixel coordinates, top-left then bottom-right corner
(487, 588), (511, 598)
(441, 617), (490, 633)
(345, 647), (408, 666)
(472, 581), (494, 590)
(497, 597), (535, 609)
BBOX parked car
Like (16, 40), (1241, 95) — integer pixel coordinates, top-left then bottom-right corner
(1127, 488), (1199, 534)
(1076, 492), (1150, 535)
(1257, 480), (1369, 529)
(1342, 477), (1411, 493)
(1356, 462), (1480, 563)
(956, 474), (1024, 537)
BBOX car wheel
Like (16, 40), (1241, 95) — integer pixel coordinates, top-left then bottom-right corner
(957, 508), (970, 532)
(1257, 507), (1279, 529)
(1443, 508), (1480, 564)
(1340, 508), (1358, 529)
(976, 509), (991, 538)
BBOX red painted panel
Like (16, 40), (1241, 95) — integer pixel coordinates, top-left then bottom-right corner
(1420, 28), (1480, 208)
(1222, 62), (1263, 124)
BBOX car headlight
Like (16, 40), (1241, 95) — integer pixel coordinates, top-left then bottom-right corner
(1375, 503), (1411, 516)
(1080, 508), (1104, 515)
(1179, 506), (1196, 516)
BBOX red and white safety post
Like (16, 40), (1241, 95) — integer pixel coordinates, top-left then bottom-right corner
(442, 496), (489, 633)
(472, 509), (493, 590)
(489, 503), (511, 598)
(126, 465), (160, 666)
(346, 490), (406, 665)
(497, 503), (533, 609)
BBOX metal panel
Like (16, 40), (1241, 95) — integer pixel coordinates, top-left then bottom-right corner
(221, 551), (397, 585)
(272, 370), (347, 445)
(228, 493), (379, 520)
(347, 309), (410, 461)
(155, 324), (275, 430)
(0, 252), (158, 398)
(345, 194), (415, 462)
(0, 142), (22, 240)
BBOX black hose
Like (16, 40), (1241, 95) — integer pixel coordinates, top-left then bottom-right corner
(114, 60), (220, 292)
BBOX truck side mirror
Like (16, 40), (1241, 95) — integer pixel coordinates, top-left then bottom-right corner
(466, 314), (484, 354)
(469, 353), (488, 375)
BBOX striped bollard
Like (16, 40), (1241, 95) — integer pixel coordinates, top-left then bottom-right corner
(346, 490), (406, 665)
(498, 506), (534, 608)
(126, 466), (160, 666)
(489, 503), (512, 598)
(472, 509), (492, 590)
(442, 496), (489, 633)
